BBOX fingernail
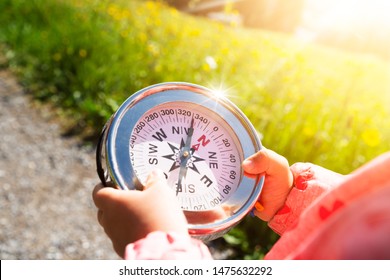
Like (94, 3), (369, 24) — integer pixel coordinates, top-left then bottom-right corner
(242, 158), (253, 169)
(255, 201), (264, 212)
(147, 169), (167, 183)
(144, 169), (167, 190)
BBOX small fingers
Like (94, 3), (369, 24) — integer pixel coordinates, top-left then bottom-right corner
(92, 182), (122, 209)
(92, 182), (104, 200)
(143, 169), (168, 190)
(242, 148), (270, 175)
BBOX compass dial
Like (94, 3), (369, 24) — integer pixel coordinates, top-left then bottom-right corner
(129, 102), (243, 211)
(97, 82), (264, 241)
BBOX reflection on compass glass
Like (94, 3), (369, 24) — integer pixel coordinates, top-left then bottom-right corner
(129, 101), (243, 211)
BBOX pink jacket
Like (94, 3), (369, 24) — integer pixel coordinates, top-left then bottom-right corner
(125, 152), (390, 260)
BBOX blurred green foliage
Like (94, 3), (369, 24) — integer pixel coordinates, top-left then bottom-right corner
(1, 0), (389, 259)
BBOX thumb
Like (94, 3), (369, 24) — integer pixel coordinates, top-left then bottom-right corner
(243, 148), (290, 178)
(143, 169), (168, 190)
(242, 148), (270, 175)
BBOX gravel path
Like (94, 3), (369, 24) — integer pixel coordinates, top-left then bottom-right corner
(0, 70), (230, 260)
(0, 70), (119, 259)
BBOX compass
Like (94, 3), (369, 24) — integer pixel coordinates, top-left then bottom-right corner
(96, 82), (264, 241)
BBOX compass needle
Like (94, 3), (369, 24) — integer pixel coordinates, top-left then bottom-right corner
(176, 118), (195, 195)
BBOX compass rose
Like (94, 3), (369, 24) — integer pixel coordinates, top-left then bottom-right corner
(162, 138), (205, 174)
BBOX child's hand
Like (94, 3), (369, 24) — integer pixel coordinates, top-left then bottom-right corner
(92, 169), (188, 258)
(243, 148), (293, 221)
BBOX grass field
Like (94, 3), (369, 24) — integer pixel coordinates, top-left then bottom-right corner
(1, 0), (389, 259)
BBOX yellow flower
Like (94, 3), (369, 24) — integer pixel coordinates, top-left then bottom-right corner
(121, 10), (131, 20)
(189, 29), (201, 37)
(138, 32), (147, 43)
(361, 128), (381, 147)
(303, 126), (315, 138)
(120, 30), (128, 38)
(79, 49), (87, 58)
(53, 53), (62, 61)
(107, 4), (118, 17)
(146, 1), (156, 10)
(202, 63), (211, 72)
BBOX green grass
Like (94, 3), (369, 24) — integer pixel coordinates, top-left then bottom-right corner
(1, 0), (389, 259)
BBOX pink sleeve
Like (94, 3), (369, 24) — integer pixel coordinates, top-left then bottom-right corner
(124, 231), (213, 260)
(268, 162), (346, 235)
(265, 152), (390, 260)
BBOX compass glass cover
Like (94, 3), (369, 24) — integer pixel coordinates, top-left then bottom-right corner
(129, 101), (243, 212)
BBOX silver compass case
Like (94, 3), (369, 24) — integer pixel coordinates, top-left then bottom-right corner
(96, 82), (264, 241)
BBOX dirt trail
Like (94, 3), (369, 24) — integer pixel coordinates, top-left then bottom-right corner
(0, 69), (230, 260)
(0, 70), (119, 259)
